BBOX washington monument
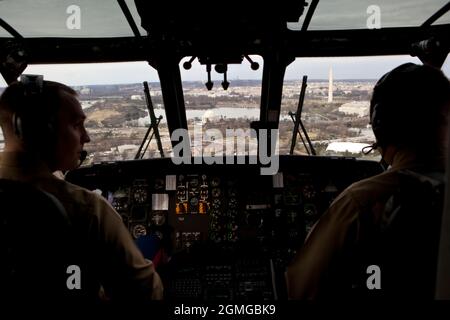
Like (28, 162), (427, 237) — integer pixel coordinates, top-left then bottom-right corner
(328, 67), (333, 103)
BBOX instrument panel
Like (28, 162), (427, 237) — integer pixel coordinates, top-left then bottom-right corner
(66, 155), (382, 300)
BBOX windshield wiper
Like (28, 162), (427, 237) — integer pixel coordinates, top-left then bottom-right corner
(0, 18), (23, 39)
(289, 75), (316, 156)
(135, 81), (165, 159)
(117, 0), (142, 39)
(301, 0), (319, 32)
(422, 1), (450, 27)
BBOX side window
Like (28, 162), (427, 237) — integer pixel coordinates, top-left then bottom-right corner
(0, 62), (171, 162)
(280, 55), (427, 159)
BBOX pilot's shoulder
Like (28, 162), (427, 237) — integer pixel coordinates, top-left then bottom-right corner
(340, 170), (399, 207)
(53, 178), (115, 215)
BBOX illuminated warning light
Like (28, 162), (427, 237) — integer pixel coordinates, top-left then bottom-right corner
(176, 202), (188, 214)
(199, 201), (208, 214)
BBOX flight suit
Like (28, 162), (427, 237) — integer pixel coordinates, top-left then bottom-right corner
(286, 149), (445, 299)
(0, 151), (163, 302)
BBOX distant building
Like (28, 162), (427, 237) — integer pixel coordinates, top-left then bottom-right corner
(338, 101), (370, 117)
(202, 110), (220, 124)
(131, 95), (144, 100)
(326, 142), (369, 154)
(80, 87), (92, 95)
(117, 144), (139, 154)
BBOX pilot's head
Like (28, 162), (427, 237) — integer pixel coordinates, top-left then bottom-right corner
(0, 79), (90, 171)
(370, 63), (450, 163)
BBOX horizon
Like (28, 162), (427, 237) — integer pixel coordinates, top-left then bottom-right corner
(1, 55), (449, 88)
(0, 78), (380, 90)
(61, 78), (379, 88)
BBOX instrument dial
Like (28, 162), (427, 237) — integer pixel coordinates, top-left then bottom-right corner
(190, 178), (199, 188)
(112, 189), (129, 213)
(190, 197), (199, 206)
(151, 211), (166, 226)
(154, 178), (164, 190)
(211, 177), (220, 187)
(132, 224), (147, 239)
(303, 184), (317, 200)
(132, 187), (148, 204)
(212, 199), (221, 209)
(303, 204), (317, 218)
(212, 188), (221, 198)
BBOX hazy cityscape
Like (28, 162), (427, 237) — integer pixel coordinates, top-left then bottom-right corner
(0, 79), (380, 164)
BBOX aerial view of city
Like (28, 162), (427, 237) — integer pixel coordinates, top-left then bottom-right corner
(72, 76), (379, 164)
(0, 76), (380, 164)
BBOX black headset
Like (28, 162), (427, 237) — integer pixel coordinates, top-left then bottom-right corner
(11, 75), (88, 166)
(368, 63), (422, 150)
(12, 74), (57, 152)
(369, 101), (389, 149)
(365, 100), (389, 170)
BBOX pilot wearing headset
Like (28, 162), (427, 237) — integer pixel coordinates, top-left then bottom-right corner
(0, 75), (163, 302)
(286, 63), (450, 299)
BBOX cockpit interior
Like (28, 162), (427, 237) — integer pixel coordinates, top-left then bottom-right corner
(1, 0), (449, 301)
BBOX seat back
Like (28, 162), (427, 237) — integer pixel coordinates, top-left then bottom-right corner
(354, 170), (444, 299)
(380, 170), (444, 298)
(0, 179), (81, 302)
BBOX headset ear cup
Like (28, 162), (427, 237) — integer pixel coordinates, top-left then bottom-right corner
(12, 113), (56, 150)
(12, 113), (23, 140)
(371, 103), (386, 147)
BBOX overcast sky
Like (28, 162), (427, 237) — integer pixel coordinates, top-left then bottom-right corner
(1, 55), (449, 87)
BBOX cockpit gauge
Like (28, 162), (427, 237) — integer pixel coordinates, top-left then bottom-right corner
(200, 186), (209, 201)
(284, 191), (300, 205)
(212, 198), (221, 209)
(211, 188), (221, 198)
(151, 211), (166, 226)
(112, 189), (128, 199)
(177, 185), (187, 201)
(200, 175), (209, 198)
(303, 204), (317, 218)
(190, 197), (199, 207)
(132, 187), (148, 204)
(211, 177), (220, 187)
(132, 224), (147, 239)
(246, 212), (264, 228)
(302, 185), (317, 200)
(154, 230), (163, 240)
(111, 189), (130, 213)
(228, 187), (237, 197)
(228, 198), (238, 208)
(189, 177), (199, 188)
(154, 178), (165, 190)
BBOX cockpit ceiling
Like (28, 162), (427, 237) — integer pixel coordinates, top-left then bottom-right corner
(1, 0), (448, 38)
(299, 0), (450, 30)
(0, 0), (449, 63)
(0, 0), (146, 38)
